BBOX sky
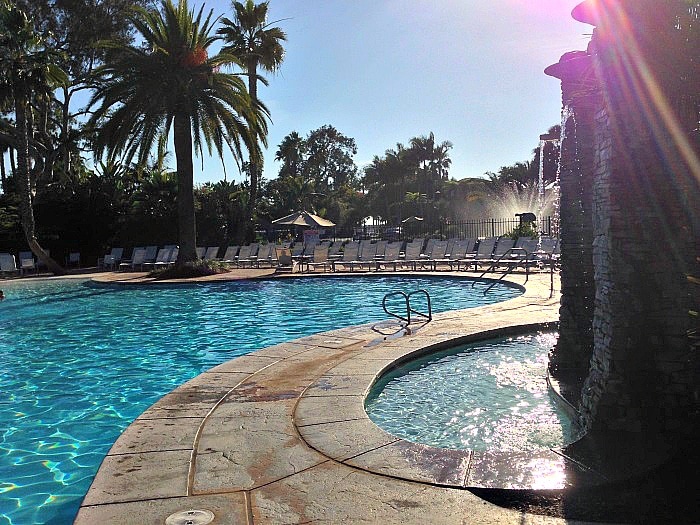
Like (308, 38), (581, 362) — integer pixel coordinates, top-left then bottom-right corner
(189, 0), (593, 185)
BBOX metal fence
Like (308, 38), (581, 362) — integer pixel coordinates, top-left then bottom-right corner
(342, 216), (556, 241)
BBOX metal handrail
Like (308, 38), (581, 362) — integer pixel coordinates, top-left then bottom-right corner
(382, 291), (410, 324)
(407, 289), (432, 323)
(382, 289), (432, 324)
(473, 247), (531, 290)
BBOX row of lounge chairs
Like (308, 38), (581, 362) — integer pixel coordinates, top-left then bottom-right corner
(1, 237), (559, 278)
(190, 236), (559, 273)
(289, 237), (558, 273)
(0, 250), (79, 276)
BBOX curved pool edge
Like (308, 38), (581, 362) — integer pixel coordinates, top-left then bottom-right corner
(75, 270), (609, 524)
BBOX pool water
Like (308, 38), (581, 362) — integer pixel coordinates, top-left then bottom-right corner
(365, 332), (580, 452)
(0, 276), (520, 525)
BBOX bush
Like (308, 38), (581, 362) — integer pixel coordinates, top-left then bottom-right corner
(150, 259), (230, 280)
(505, 223), (538, 240)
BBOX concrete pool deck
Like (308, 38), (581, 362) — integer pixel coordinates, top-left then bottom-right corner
(74, 269), (599, 524)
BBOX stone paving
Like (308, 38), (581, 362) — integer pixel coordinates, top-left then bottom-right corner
(74, 269), (601, 524)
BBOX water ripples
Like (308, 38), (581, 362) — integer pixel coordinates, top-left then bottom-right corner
(366, 332), (580, 452)
(0, 276), (519, 524)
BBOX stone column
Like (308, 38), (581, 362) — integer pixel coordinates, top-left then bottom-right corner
(573, 0), (700, 435)
(545, 51), (600, 388)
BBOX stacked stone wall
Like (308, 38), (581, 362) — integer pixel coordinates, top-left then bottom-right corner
(577, 25), (699, 434)
(550, 1), (700, 437)
(549, 61), (599, 379)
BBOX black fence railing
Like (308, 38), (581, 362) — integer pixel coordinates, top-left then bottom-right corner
(340, 216), (556, 241)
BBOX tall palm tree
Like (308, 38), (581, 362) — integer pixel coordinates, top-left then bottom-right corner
(275, 131), (305, 179)
(218, 0), (286, 238)
(409, 132), (452, 193)
(88, 0), (268, 266)
(0, 0), (67, 275)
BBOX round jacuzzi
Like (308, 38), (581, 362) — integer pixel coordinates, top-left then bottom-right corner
(365, 331), (581, 452)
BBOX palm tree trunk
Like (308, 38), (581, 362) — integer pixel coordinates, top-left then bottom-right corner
(243, 62), (259, 242)
(173, 112), (197, 266)
(1, 150), (6, 193)
(14, 77), (65, 276)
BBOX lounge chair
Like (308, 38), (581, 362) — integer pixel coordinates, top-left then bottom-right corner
(374, 240), (388, 258)
(255, 244), (274, 268)
(441, 239), (475, 270)
(146, 247), (172, 270)
(332, 242), (359, 272)
(196, 247), (206, 259)
(460, 237), (497, 271)
(221, 245), (239, 264)
(328, 241), (343, 261)
(349, 242), (376, 272)
(236, 245), (255, 268)
(274, 247), (294, 273)
(307, 244), (330, 272)
(421, 240), (448, 271)
(163, 246), (178, 267)
(291, 243), (304, 258)
(204, 246), (220, 260)
(0, 253), (20, 277)
(530, 237), (559, 268)
(18, 251), (36, 274)
(401, 241), (423, 271)
(101, 247), (124, 270)
(492, 237), (516, 261)
(375, 242), (402, 271)
(65, 251), (81, 268)
(119, 247), (146, 271)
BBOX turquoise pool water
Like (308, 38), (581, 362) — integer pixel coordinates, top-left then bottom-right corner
(0, 276), (520, 524)
(366, 332), (580, 452)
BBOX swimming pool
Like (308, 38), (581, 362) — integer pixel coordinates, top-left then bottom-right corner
(366, 332), (580, 452)
(0, 276), (521, 524)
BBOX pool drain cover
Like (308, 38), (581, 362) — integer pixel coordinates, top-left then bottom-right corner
(165, 509), (215, 525)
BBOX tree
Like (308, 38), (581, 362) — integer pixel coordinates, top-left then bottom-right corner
(88, 0), (267, 267)
(10, 0), (157, 187)
(274, 131), (305, 179)
(304, 125), (358, 190)
(218, 0), (286, 238)
(361, 133), (452, 225)
(409, 132), (452, 195)
(0, 0), (67, 274)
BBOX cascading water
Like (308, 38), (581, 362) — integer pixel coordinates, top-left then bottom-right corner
(553, 104), (575, 240)
(536, 104), (573, 250)
(537, 139), (547, 232)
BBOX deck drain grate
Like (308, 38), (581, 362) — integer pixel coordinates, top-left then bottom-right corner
(165, 509), (215, 525)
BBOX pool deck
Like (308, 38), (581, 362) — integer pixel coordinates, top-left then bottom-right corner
(73, 269), (601, 524)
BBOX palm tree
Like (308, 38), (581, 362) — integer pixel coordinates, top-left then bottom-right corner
(409, 132), (452, 195)
(275, 131), (305, 179)
(0, 0), (67, 275)
(218, 0), (286, 238)
(88, 0), (267, 267)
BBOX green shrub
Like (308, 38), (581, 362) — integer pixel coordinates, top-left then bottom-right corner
(150, 259), (230, 280)
(505, 223), (538, 240)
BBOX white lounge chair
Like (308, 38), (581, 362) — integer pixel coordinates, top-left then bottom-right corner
(119, 248), (146, 271)
(0, 253), (20, 277)
(18, 251), (36, 274)
(307, 244), (330, 272)
(375, 242), (402, 271)
(332, 242), (359, 272)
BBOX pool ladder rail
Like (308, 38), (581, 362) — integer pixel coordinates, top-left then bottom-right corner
(473, 247), (558, 297)
(382, 289), (433, 326)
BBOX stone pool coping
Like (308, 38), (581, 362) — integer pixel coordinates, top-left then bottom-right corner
(75, 270), (606, 524)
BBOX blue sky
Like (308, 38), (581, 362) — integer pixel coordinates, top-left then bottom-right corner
(3, 2), (593, 188)
(191, 0), (592, 185)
